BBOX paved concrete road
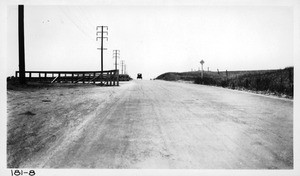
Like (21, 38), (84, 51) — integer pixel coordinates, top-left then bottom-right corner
(23, 80), (293, 169)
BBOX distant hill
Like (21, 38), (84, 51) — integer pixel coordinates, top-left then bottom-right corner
(156, 67), (293, 98)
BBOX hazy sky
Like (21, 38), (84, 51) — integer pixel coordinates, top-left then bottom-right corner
(7, 5), (294, 79)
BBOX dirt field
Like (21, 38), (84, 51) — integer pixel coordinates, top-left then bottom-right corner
(7, 80), (293, 169)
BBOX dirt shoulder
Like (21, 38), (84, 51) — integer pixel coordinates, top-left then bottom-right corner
(7, 82), (132, 168)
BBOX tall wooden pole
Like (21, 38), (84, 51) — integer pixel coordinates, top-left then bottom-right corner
(101, 26), (103, 74)
(113, 50), (119, 70)
(96, 26), (108, 85)
(121, 60), (124, 74)
(115, 53), (117, 70)
(18, 5), (26, 84)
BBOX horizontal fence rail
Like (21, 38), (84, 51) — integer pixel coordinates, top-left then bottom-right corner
(15, 70), (119, 86)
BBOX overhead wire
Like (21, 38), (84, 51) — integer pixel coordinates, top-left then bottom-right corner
(59, 6), (112, 69)
(78, 7), (96, 32)
(59, 6), (95, 42)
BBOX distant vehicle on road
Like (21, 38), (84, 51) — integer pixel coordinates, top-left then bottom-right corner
(119, 74), (131, 81)
(137, 73), (142, 79)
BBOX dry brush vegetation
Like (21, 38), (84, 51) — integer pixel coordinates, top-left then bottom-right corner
(156, 67), (293, 98)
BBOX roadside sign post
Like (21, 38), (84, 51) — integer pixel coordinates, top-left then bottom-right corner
(200, 60), (205, 79)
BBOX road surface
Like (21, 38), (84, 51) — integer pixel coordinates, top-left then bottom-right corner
(19, 80), (293, 169)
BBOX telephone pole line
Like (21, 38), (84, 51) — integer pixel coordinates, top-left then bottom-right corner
(121, 60), (124, 74)
(113, 50), (120, 70)
(124, 64), (126, 74)
(96, 26), (108, 84)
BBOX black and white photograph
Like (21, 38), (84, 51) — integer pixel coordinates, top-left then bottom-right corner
(1, 0), (300, 175)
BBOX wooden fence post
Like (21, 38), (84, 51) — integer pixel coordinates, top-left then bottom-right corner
(93, 73), (96, 84)
(117, 70), (119, 86)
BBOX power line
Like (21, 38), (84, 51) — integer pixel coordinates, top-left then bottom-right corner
(96, 26), (108, 84)
(121, 60), (124, 74)
(113, 50), (120, 70)
(78, 7), (96, 32)
(59, 7), (94, 41)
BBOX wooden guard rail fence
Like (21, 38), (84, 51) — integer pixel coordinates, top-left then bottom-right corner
(15, 70), (119, 86)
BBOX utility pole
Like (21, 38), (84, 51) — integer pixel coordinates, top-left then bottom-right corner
(96, 26), (108, 84)
(121, 60), (124, 74)
(112, 50), (120, 70)
(124, 64), (126, 74)
(200, 60), (205, 79)
(18, 5), (26, 84)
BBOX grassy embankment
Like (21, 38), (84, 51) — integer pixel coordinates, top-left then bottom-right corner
(156, 67), (293, 98)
